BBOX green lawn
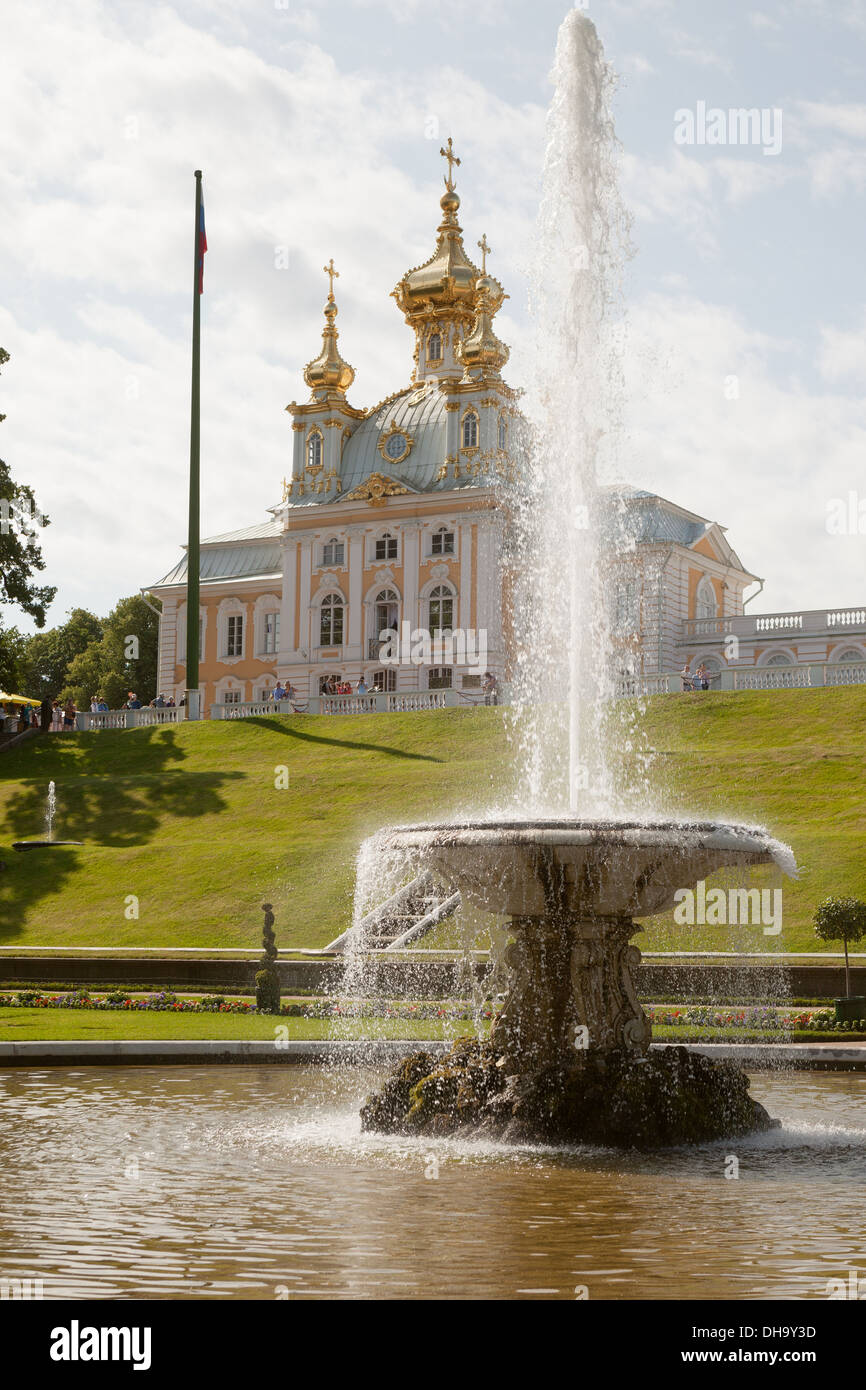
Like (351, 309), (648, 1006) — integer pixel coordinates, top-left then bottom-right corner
(0, 688), (863, 953)
(0, 1007), (473, 1042)
(0, 1008), (860, 1045)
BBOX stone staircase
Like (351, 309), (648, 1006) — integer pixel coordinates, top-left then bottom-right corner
(324, 871), (461, 953)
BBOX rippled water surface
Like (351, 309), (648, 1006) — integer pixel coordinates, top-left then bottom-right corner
(0, 1065), (864, 1300)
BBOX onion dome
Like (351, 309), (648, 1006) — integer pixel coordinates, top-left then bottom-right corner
(391, 139), (481, 329)
(455, 235), (510, 379)
(303, 259), (356, 399)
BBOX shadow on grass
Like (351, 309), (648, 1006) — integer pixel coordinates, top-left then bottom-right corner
(0, 727), (241, 944)
(245, 716), (443, 762)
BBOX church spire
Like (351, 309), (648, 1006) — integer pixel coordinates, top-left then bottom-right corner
(302, 258), (356, 401)
(456, 234), (510, 381)
(391, 140), (482, 381)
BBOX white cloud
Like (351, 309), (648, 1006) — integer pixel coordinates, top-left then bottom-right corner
(620, 292), (866, 610)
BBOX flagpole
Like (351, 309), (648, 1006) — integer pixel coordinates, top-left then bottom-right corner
(185, 169), (203, 719)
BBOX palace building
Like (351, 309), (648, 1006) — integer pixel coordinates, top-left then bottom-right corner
(146, 145), (866, 712)
(148, 141), (518, 709)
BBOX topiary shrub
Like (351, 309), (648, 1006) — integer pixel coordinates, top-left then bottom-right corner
(255, 903), (281, 1013)
(814, 896), (866, 998)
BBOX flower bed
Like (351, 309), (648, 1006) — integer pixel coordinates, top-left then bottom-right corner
(647, 1005), (866, 1032)
(0, 990), (495, 1022)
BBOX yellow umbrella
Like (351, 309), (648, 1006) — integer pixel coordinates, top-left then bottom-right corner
(0, 692), (41, 706)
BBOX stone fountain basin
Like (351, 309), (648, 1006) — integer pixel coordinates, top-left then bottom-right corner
(380, 818), (796, 920)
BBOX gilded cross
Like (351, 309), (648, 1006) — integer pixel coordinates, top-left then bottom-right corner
(477, 233), (491, 272)
(323, 258), (339, 297)
(439, 137), (461, 191)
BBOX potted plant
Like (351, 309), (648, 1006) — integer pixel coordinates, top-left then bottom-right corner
(813, 896), (866, 1023)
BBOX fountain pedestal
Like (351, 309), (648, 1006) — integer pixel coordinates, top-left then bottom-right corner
(494, 915), (650, 1071)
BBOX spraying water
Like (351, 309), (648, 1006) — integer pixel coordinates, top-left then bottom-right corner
(45, 781), (56, 842)
(509, 10), (633, 818)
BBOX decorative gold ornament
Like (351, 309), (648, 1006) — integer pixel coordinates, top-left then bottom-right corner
(343, 472), (411, 507)
(377, 419), (415, 465)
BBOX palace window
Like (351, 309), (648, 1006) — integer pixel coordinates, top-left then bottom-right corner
(428, 584), (454, 637)
(322, 537), (345, 566)
(428, 332), (442, 363)
(372, 669), (396, 692)
(431, 526), (455, 556)
(320, 593), (344, 646)
(223, 689), (242, 704)
(461, 410), (479, 449)
(226, 614), (244, 658)
(307, 431), (323, 470)
(375, 588), (400, 637)
(262, 611), (280, 654)
(498, 415), (507, 450)
(613, 581), (638, 633)
(462, 674), (482, 690)
(375, 532), (398, 561)
(696, 576), (718, 621)
(319, 673), (342, 695)
(428, 667), (453, 690)
(766, 653), (793, 666)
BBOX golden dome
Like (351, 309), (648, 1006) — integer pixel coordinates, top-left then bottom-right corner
(391, 139), (481, 328)
(303, 259), (356, 399)
(456, 234), (509, 379)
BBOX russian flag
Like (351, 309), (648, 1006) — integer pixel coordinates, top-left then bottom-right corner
(198, 197), (207, 294)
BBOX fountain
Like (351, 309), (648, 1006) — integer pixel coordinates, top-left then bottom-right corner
(359, 11), (798, 1148)
(12, 780), (82, 852)
(360, 819), (794, 1145)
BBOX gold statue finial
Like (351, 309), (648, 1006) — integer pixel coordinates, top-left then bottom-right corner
(323, 257), (339, 298)
(477, 233), (491, 273)
(439, 137), (461, 192)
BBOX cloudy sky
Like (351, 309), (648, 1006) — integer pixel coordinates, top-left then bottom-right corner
(2, 0), (865, 630)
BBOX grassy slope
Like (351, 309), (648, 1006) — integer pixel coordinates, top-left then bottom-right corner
(0, 688), (863, 953)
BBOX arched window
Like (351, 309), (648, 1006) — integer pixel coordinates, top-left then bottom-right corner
(428, 584), (454, 637)
(319, 672), (342, 695)
(375, 588), (399, 637)
(374, 531), (398, 561)
(307, 430), (323, 471)
(428, 332), (442, 363)
(835, 648), (865, 662)
(319, 593), (344, 646)
(696, 576), (718, 620)
(461, 410), (479, 449)
(766, 653), (792, 666)
(431, 526), (454, 556)
(498, 414), (507, 450)
(372, 669), (396, 692)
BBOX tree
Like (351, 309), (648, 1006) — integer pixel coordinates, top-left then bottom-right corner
(63, 594), (159, 708)
(0, 348), (56, 626)
(22, 608), (103, 701)
(0, 619), (27, 693)
(814, 897), (866, 998)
